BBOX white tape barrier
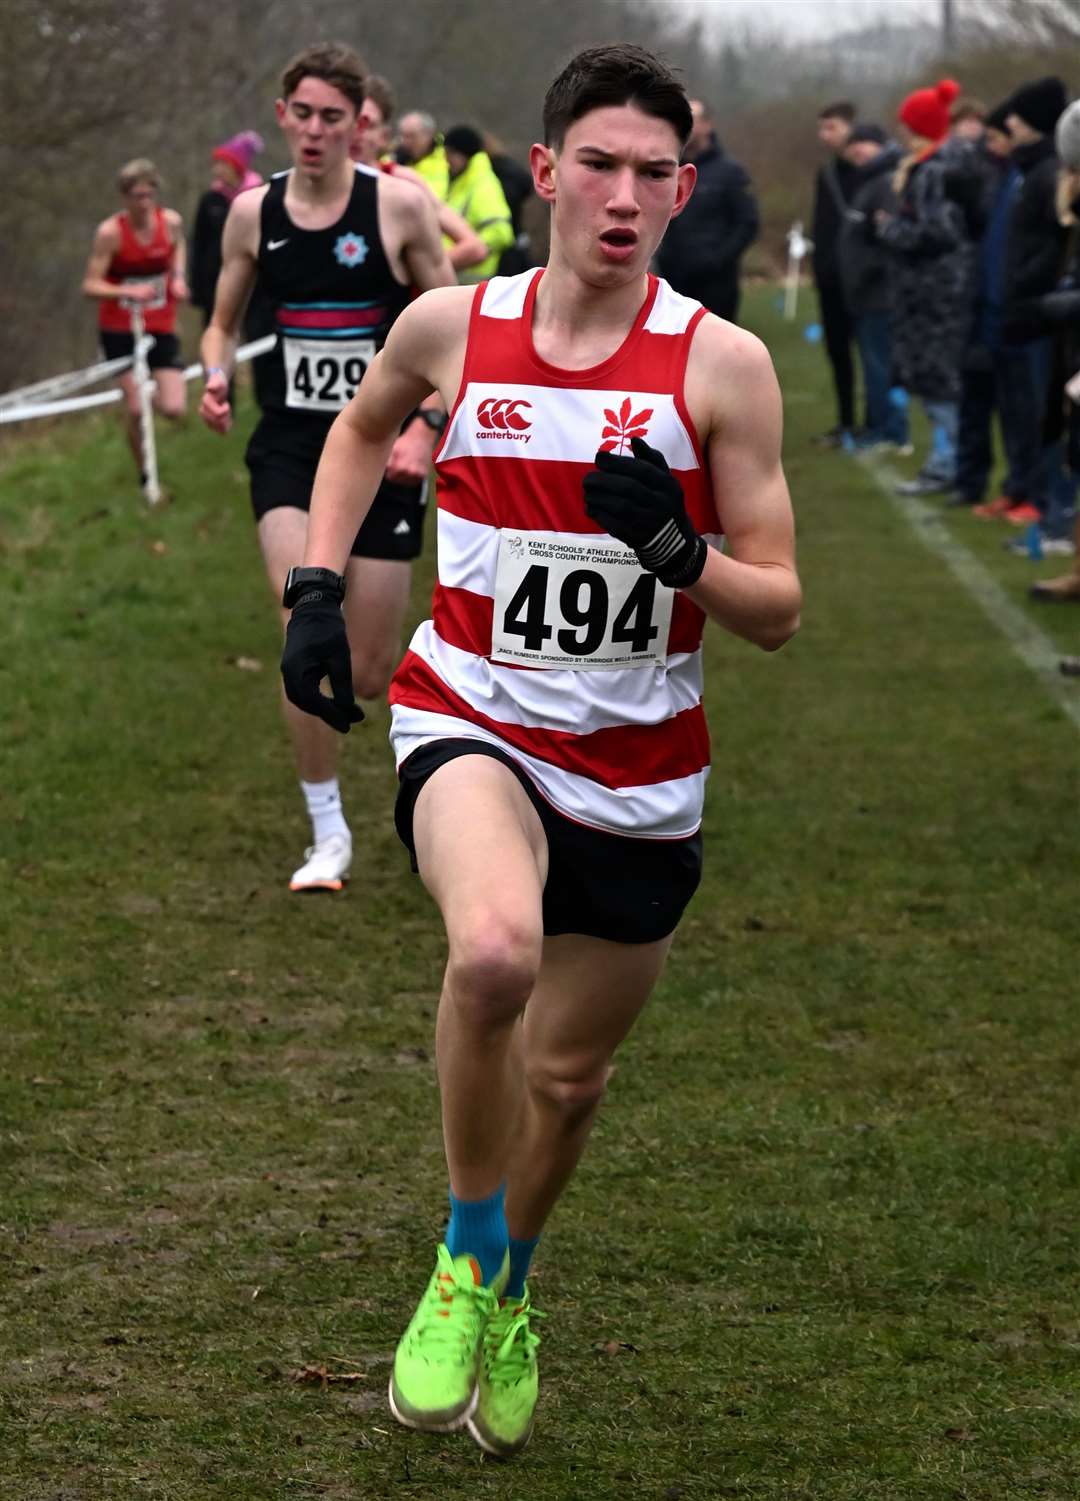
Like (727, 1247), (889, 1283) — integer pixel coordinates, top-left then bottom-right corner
(0, 334), (278, 426)
(131, 308), (162, 506)
(0, 354), (137, 411)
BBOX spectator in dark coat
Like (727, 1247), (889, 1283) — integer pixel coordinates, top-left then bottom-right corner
(1029, 100), (1080, 595)
(878, 79), (975, 496)
(972, 76), (1070, 530)
(810, 100), (860, 444)
(656, 98), (759, 324)
(951, 100), (1021, 510)
(838, 125), (909, 449)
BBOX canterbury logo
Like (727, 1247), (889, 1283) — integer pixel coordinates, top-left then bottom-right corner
(477, 397), (533, 439)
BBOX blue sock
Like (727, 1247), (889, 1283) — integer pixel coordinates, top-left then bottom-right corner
(445, 1184), (508, 1287)
(505, 1234), (540, 1301)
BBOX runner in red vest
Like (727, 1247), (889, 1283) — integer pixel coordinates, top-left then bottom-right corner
(281, 43), (801, 1455)
(82, 159), (189, 493)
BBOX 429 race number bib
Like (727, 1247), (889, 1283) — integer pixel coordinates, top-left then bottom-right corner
(491, 529), (674, 671)
(283, 336), (375, 414)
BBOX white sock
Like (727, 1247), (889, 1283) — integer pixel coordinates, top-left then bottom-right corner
(301, 778), (349, 845)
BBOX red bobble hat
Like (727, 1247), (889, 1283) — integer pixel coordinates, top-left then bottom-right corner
(897, 78), (961, 143)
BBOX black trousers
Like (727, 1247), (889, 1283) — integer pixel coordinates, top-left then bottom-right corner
(817, 280), (856, 430)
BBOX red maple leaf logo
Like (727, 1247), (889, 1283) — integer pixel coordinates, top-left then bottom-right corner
(599, 396), (653, 453)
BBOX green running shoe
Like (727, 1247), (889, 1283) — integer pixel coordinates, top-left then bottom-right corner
(388, 1243), (508, 1432)
(467, 1286), (544, 1457)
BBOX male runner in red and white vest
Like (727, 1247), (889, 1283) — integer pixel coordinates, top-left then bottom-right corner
(281, 44), (801, 1455)
(82, 159), (189, 495)
(200, 42), (453, 892)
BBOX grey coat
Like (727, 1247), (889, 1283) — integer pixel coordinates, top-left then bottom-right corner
(878, 149), (975, 401)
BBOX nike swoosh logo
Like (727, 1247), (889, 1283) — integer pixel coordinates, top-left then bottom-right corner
(267, 238), (289, 251)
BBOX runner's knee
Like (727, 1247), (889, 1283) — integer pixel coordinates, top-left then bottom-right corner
(158, 394), (185, 421)
(446, 916), (540, 1025)
(525, 1058), (610, 1124)
(351, 653), (395, 701)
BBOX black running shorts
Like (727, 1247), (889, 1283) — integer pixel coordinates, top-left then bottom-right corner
(394, 739), (703, 945)
(245, 414), (426, 561)
(100, 330), (184, 371)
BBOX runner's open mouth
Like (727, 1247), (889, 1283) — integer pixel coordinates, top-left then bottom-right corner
(600, 229), (637, 247)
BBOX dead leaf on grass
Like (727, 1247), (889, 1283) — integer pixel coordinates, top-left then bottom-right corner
(149, 539), (168, 556)
(596, 1340), (639, 1356)
(943, 1427), (976, 1442)
(394, 1046), (429, 1066)
(227, 655), (263, 672)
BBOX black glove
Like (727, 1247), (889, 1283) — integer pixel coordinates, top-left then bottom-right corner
(582, 436), (708, 589)
(280, 591), (365, 734)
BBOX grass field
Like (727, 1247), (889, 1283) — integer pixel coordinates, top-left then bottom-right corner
(2, 289), (1079, 1500)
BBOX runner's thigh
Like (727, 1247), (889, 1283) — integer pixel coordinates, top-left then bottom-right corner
(524, 932), (672, 1076)
(257, 506), (310, 612)
(412, 754), (548, 947)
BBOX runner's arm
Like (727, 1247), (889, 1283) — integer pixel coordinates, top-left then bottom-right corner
(165, 209), (189, 301)
(303, 294), (459, 572)
(200, 194), (260, 376)
(198, 193), (260, 432)
(683, 323), (801, 650)
(400, 189), (457, 293)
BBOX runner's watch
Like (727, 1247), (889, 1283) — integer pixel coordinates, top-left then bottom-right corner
(417, 407), (449, 436)
(282, 566), (347, 608)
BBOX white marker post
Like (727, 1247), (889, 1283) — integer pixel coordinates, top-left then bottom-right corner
(784, 221), (812, 321)
(130, 305), (161, 506)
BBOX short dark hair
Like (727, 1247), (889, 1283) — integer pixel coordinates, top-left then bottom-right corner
(950, 95), (986, 125)
(364, 73), (395, 124)
(543, 44), (692, 150)
(819, 100), (856, 123)
(281, 41), (367, 112)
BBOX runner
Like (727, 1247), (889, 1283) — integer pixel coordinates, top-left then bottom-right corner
(354, 76), (487, 276)
(82, 159), (189, 495)
(199, 41), (454, 892)
(281, 43), (801, 1452)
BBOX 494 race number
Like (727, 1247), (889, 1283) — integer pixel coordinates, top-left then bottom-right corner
(283, 336), (375, 413)
(491, 530), (673, 670)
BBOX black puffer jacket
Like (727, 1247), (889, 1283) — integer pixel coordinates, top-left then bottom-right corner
(878, 148), (975, 401)
(839, 142), (901, 317)
(1003, 136), (1066, 340)
(811, 155), (859, 287)
(656, 139), (759, 315)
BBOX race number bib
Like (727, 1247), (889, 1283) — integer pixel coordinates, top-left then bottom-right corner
(120, 273), (166, 311)
(283, 336), (374, 414)
(491, 529), (674, 671)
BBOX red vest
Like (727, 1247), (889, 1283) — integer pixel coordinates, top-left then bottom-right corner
(389, 269), (721, 840)
(98, 208), (176, 334)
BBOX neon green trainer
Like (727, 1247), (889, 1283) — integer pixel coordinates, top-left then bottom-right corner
(467, 1286), (544, 1457)
(388, 1243), (509, 1432)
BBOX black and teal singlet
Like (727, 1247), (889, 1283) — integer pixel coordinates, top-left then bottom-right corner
(255, 167), (411, 424)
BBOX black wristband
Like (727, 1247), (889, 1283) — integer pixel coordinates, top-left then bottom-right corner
(653, 534), (708, 590)
(282, 565), (346, 608)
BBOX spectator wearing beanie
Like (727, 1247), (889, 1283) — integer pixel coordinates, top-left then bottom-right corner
(838, 124), (909, 450)
(878, 78), (975, 496)
(443, 125), (514, 283)
(951, 99), (1024, 510)
(975, 76), (1071, 532)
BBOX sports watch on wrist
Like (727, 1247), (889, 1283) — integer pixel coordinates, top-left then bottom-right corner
(416, 407), (449, 436)
(282, 565), (347, 608)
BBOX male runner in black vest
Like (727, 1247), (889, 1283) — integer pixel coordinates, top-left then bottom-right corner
(200, 41), (453, 890)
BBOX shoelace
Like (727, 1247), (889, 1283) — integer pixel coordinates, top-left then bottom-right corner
(410, 1247), (496, 1356)
(485, 1304), (545, 1382)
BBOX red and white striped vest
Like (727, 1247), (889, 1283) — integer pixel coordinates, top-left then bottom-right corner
(388, 268), (721, 839)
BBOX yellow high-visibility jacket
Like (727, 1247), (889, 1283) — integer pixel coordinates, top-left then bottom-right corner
(446, 152), (514, 282)
(412, 145), (450, 201)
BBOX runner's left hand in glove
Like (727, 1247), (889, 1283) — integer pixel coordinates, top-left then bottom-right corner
(280, 575), (365, 735)
(582, 436), (708, 589)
